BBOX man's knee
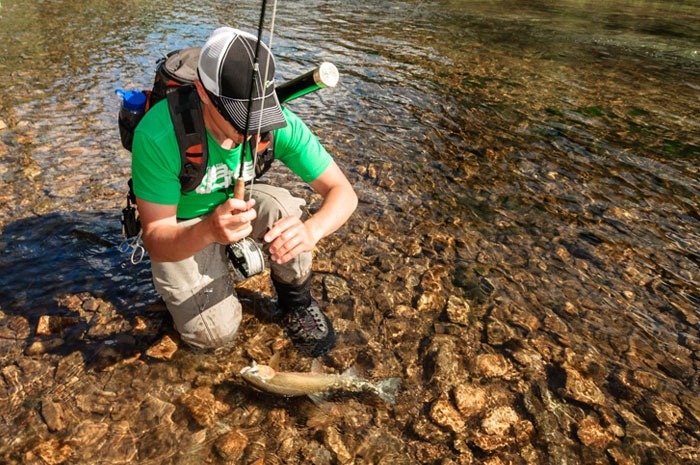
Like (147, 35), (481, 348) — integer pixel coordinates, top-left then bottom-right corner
(156, 273), (243, 349)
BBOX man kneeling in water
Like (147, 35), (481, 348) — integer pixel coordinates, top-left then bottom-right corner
(131, 27), (357, 357)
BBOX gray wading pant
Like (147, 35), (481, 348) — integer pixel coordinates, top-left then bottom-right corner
(150, 184), (312, 349)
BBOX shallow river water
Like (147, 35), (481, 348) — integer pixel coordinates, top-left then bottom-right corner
(1, 0), (699, 464)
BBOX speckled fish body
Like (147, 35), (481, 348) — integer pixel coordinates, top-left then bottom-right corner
(240, 362), (401, 405)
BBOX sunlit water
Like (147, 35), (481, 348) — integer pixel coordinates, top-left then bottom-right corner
(1, 0), (699, 463)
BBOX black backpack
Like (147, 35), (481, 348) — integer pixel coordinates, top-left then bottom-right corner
(119, 48), (275, 238)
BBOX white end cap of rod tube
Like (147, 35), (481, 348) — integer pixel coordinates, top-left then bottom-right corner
(314, 62), (339, 88)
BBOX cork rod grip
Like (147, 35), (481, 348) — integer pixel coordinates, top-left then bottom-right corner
(233, 177), (246, 200)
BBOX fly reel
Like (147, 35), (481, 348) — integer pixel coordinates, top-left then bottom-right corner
(226, 237), (265, 279)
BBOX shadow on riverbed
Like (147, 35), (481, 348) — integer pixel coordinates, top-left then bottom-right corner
(0, 211), (165, 364)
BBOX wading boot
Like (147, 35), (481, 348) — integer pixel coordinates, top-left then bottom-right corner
(273, 274), (336, 357)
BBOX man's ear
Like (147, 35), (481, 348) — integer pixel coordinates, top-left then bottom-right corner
(194, 80), (211, 104)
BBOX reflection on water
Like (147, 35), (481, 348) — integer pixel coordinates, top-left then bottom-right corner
(1, 0), (699, 463)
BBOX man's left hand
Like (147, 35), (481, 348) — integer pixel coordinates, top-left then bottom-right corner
(264, 216), (318, 264)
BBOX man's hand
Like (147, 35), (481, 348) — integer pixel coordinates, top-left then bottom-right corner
(207, 197), (257, 244)
(264, 216), (318, 264)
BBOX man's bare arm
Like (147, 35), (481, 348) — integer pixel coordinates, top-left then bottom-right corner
(264, 160), (357, 264)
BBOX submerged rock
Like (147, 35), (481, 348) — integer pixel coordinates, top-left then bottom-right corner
(445, 295), (471, 326)
(576, 415), (613, 449)
(481, 406), (519, 436)
(215, 429), (248, 461)
(145, 335), (179, 360)
(430, 394), (466, 434)
(563, 366), (606, 406)
(453, 384), (487, 419)
(180, 386), (230, 428)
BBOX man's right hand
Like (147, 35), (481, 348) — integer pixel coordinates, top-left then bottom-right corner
(207, 197), (257, 244)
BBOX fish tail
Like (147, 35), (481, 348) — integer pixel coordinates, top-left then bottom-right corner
(373, 377), (402, 405)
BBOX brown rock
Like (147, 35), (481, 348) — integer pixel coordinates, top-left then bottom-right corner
(446, 295), (471, 326)
(145, 335), (179, 360)
(608, 447), (636, 465)
(132, 316), (162, 335)
(25, 337), (64, 356)
(417, 291), (445, 312)
(68, 421), (109, 447)
(475, 353), (511, 378)
(181, 386), (230, 427)
(486, 317), (514, 345)
(481, 406), (519, 436)
(471, 431), (513, 452)
(36, 315), (79, 336)
(453, 384), (487, 418)
(564, 367), (606, 406)
(41, 399), (67, 432)
(576, 416), (613, 449)
(324, 426), (353, 464)
(410, 441), (450, 463)
(32, 438), (72, 465)
(103, 421), (137, 464)
(650, 398), (684, 425)
(324, 275), (349, 300)
(412, 416), (453, 443)
(514, 419), (535, 444)
(215, 430), (248, 461)
(426, 335), (461, 387)
(140, 394), (176, 428)
(430, 394), (465, 434)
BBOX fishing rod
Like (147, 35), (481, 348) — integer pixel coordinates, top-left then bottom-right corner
(233, 0), (272, 201)
(232, 0), (339, 201)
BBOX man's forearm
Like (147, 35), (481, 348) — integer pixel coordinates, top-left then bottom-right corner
(304, 183), (358, 244)
(142, 219), (214, 262)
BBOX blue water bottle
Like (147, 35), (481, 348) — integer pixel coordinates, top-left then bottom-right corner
(116, 89), (147, 151)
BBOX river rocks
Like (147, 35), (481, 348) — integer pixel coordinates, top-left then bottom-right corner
(36, 315), (79, 336)
(563, 366), (607, 406)
(486, 317), (514, 345)
(425, 335), (462, 388)
(481, 406), (519, 436)
(145, 335), (179, 360)
(576, 415), (613, 448)
(446, 295), (471, 325)
(430, 394), (466, 434)
(180, 386), (230, 428)
(40, 399), (67, 432)
(454, 384), (488, 418)
(26, 438), (72, 465)
(25, 337), (64, 356)
(324, 426), (353, 464)
(324, 275), (349, 300)
(215, 429), (248, 461)
(474, 353), (513, 379)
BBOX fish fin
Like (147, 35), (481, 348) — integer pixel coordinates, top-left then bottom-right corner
(341, 366), (359, 378)
(310, 359), (324, 374)
(268, 351), (280, 371)
(374, 377), (402, 406)
(308, 392), (332, 409)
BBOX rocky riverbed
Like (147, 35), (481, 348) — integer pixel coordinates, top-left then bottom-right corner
(1, 172), (699, 463)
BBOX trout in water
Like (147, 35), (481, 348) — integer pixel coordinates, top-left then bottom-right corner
(240, 358), (401, 405)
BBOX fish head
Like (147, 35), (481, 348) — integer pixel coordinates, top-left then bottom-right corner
(240, 362), (276, 384)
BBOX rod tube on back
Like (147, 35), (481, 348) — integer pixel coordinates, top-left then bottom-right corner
(275, 62), (339, 103)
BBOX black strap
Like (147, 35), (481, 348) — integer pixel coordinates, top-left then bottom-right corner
(166, 85), (209, 193)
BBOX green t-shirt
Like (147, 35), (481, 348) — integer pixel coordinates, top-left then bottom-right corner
(131, 99), (332, 219)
